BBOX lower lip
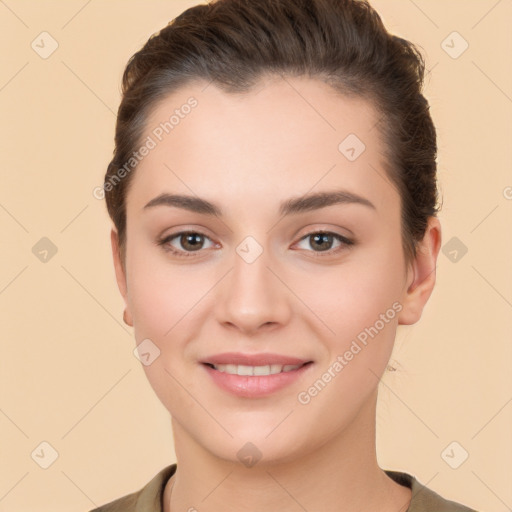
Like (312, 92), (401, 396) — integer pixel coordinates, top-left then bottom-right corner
(202, 363), (312, 398)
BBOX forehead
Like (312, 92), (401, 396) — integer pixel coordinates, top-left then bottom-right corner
(127, 76), (396, 215)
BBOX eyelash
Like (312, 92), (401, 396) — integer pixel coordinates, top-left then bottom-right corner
(156, 230), (354, 259)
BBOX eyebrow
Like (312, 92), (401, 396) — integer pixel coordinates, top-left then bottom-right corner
(143, 189), (376, 217)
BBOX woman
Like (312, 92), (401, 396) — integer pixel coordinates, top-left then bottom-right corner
(91, 0), (479, 510)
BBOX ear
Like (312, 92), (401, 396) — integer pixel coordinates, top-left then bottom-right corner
(111, 228), (133, 326)
(397, 216), (442, 325)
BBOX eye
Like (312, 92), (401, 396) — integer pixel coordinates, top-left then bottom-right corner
(157, 231), (216, 257)
(157, 229), (354, 259)
(294, 231), (354, 256)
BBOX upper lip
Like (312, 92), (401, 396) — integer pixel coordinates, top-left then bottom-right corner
(202, 352), (312, 366)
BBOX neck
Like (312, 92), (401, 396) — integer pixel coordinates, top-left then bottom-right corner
(163, 390), (411, 512)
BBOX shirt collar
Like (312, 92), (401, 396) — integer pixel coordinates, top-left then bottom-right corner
(134, 464), (465, 512)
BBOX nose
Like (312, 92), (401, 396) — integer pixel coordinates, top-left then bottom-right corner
(215, 244), (292, 335)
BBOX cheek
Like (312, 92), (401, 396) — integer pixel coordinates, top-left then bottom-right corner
(297, 247), (404, 344)
(127, 269), (172, 338)
(294, 254), (403, 419)
(125, 247), (197, 415)
(125, 230), (208, 328)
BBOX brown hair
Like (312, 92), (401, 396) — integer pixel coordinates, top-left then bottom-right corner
(104, 0), (440, 265)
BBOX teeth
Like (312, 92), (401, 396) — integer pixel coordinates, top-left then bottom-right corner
(212, 363), (302, 376)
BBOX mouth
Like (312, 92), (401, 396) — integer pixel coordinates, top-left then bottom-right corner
(203, 362), (311, 376)
(200, 353), (314, 397)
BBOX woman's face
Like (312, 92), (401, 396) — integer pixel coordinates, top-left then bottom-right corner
(113, 76), (438, 464)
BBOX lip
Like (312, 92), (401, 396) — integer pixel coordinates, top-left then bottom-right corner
(202, 352), (310, 366)
(201, 352), (313, 398)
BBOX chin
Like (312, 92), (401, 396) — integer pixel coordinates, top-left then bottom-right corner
(217, 436), (309, 468)
(194, 416), (317, 468)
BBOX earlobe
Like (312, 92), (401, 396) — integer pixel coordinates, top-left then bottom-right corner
(397, 217), (442, 326)
(123, 309), (133, 327)
(111, 228), (133, 326)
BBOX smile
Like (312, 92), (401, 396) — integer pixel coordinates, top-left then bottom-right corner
(206, 363), (303, 376)
(201, 357), (314, 398)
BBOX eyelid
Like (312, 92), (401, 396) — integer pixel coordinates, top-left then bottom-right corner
(157, 228), (354, 259)
(157, 230), (217, 257)
(292, 230), (354, 256)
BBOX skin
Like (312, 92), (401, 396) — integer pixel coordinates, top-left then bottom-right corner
(111, 75), (441, 512)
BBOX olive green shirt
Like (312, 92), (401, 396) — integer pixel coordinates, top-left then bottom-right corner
(89, 464), (478, 512)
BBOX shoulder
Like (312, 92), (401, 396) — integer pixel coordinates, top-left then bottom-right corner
(385, 470), (479, 512)
(88, 464), (176, 512)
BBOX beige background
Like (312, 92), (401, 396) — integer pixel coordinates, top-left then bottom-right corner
(0, 0), (511, 511)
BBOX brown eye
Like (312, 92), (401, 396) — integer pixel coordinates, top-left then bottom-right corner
(295, 231), (354, 256)
(157, 231), (215, 257)
(309, 233), (336, 251)
(179, 232), (205, 251)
